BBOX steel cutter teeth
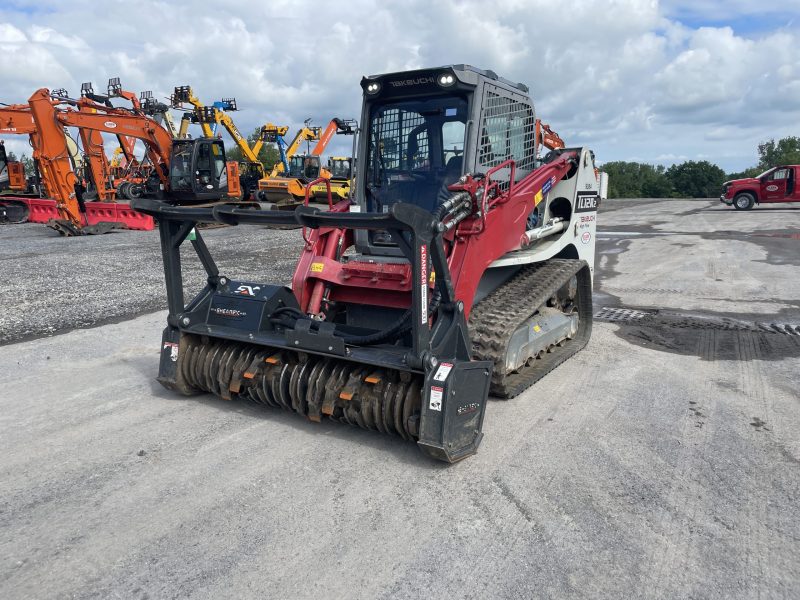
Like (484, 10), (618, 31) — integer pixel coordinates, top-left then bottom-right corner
(178, 337), (424, 439)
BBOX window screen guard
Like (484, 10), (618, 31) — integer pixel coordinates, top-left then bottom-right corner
(478, 86), (536, 190)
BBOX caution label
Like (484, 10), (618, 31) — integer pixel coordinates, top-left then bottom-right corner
(429, 386), (443, 411)
(433, 362), (453, 382)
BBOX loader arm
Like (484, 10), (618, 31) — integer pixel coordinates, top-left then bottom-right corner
(171, 86), (215, 138)
(200, 107), (263, 170)
(311, 119), (344, 156)
(252, 124), (288, 158)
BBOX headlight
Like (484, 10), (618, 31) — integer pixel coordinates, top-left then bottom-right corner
(365, 81), (381, 94)
(438, 73), (455, 87)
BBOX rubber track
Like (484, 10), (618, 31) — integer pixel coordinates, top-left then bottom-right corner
(469, 258), (593, 398)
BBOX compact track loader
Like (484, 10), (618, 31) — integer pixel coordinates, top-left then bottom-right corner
(134, 65), (602, 462)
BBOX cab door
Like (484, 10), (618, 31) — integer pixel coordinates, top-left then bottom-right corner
(762, 167), (789, 202)
(192, 139), (228, 201)
(789, 166), (800, 200)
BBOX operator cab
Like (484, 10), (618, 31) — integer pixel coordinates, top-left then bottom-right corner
(287, 154), (321, 181)
(169, 138), (229, 202)
(355, 64), (536, 257)
(329, 157), (352, 180)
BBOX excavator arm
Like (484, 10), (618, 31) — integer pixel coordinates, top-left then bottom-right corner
(77, 82), (138, 163)
(535, 119), (565, 152)
(76, 97), (115, 201)
(0, 103), (69, 201)
(26, 91), (83, 226)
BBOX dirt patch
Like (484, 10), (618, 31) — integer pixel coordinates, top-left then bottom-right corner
(608, 310), (800, 361)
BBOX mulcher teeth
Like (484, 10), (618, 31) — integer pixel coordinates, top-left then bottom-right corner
(179, 336), (423, 439)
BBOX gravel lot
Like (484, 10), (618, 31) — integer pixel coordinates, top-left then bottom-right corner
(1, 199), (798, 599)
(0, 223), (301, 344)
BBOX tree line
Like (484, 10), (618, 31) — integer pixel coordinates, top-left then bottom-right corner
(602, 136), (800, 198)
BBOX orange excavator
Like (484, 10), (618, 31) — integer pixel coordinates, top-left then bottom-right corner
(25, 88), (242, 234)
(0, 102), (66, 224)
(256, 118), (356, 206)
(535, 119), (565, 153)
(1, 88), (241, 234)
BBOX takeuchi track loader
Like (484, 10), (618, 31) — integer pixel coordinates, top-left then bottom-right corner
(133, 65), (603, 462)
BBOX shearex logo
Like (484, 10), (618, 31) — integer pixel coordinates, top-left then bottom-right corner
(211, 307), (247, 319)
(575, 192), (599, 213)
(233, 284), (261, 297)
(388, 76), (436, 88)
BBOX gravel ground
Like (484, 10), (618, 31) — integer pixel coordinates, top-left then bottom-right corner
(0, 223), (302, 344)
(1, 199), (799, 599)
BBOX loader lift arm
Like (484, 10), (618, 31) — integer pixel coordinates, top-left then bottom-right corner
(171, 86), (215, 138)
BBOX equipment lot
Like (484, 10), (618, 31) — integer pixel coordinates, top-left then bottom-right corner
(2, 199), (799, 598)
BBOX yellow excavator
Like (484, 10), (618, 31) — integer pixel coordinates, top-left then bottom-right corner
(256, 118), (356, 206)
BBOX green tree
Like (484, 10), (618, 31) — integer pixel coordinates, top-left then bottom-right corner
(665, 160), (727, 198)
(726, 166), (761, 180)
(602, 161), (673, 198)
(5, 150), (17, 162)
(757, 136), (800, 170)
(225, 128), (281, 172)
(20, 154), (36, 176)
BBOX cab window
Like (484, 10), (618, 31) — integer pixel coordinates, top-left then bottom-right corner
(212, 142), (225, 179)
(442, 121), (465, 165)
(770, 168), (789, 181)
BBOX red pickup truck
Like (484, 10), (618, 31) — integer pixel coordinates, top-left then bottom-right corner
(720, 165), (800, 209)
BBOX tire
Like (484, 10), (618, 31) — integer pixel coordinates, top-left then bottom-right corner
(733, 193), (755, 210)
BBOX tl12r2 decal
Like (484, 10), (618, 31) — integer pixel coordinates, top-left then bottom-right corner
(575, 191), (599, 213)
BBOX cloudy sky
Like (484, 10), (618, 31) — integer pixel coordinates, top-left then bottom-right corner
(1, 0), (798, 172)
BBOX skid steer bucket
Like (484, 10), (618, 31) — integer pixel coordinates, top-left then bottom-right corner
(132, 198), (492, 462)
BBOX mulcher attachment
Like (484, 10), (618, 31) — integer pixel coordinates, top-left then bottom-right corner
(135, 199), (492, 463)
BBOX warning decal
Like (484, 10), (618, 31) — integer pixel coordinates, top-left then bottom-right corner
(429, 386), (443, 411)
(433, 362), (453, 382)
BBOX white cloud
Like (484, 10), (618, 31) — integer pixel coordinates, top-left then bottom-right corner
(0, 0), (798, 171)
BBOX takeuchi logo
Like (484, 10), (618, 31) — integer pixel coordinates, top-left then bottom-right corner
(388, 77), (436, 88)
